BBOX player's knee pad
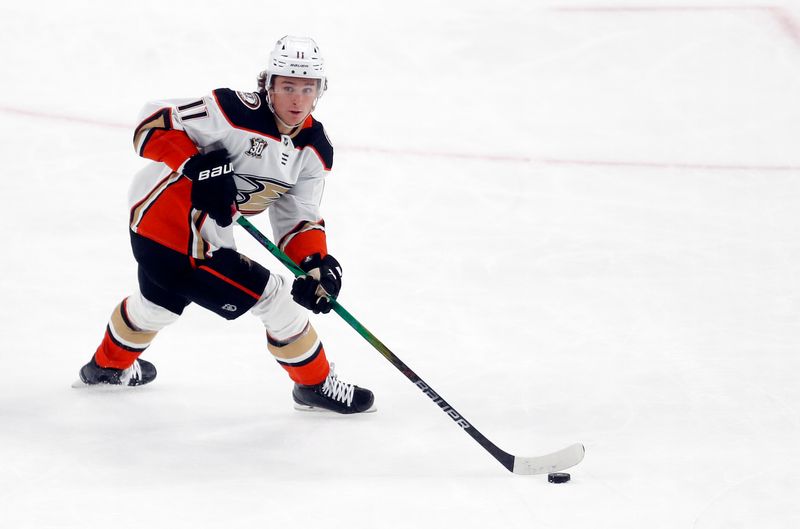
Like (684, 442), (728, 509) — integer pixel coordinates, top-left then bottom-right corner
(126, 291), (181, 331)
(250, 273), (308, 340)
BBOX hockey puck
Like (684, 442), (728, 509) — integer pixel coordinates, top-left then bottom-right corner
(548, 472), (571, 483)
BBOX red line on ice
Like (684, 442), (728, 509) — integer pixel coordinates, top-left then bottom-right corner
(3, 105), (799, 173)
(551, 5), (770, 13)
(0, 105), (130, 129)
(768, 6), (800, 47)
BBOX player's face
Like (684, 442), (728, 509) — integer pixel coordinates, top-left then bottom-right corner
(270, 76), (319, 129)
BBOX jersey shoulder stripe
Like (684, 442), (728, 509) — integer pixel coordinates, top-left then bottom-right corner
(133, 107), (173, 153)
(293, 118), (334, 171)
(212, 88), (280, 140)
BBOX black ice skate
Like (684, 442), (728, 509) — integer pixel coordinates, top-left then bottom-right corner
(292, 364), (375, 414)
(76, 355), (157, 387)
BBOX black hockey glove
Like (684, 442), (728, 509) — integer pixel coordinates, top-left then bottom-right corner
(182, 149), (237, 227)
(291, 253), (342, 314)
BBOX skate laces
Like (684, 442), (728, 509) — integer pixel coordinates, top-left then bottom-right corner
(320, 364), (355, 407)
(119, 360), (142, 385)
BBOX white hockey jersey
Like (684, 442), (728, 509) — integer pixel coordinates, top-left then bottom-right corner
(128, 88), (333, 261)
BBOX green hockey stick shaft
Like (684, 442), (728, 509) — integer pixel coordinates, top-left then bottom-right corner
(235, 216), (415, 374)
(235, 214), (584, 474)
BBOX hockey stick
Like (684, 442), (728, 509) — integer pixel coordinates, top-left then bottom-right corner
(236, 215), (585, 475)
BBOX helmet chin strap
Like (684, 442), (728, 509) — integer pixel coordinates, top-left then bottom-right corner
(266, 92), (319, 133)
(272, 111), (304, 132)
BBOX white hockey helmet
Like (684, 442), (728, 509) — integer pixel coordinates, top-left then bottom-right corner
(258, 35), (327, 101)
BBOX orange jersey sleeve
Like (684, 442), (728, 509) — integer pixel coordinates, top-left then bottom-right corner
(280, 220), (328, 264)
(133, 108), (199, 171)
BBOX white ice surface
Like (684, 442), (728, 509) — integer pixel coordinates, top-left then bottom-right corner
(1, 1), (799, 527)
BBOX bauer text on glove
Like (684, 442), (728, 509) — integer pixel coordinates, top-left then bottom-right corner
(182, 149), (237, 227)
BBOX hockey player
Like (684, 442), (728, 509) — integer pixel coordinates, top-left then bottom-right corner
(76, 36), (375, 414)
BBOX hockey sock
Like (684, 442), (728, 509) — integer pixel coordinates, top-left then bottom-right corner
(95, 298), (158, 369)
(267, 323), (330, 385)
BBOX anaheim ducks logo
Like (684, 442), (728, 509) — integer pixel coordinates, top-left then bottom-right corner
(234, 173), (291, 214)
(235, 91), (262, 110)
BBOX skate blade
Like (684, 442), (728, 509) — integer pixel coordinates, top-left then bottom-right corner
(70, 379), (145, 390)
(293, 403), (377, 414)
